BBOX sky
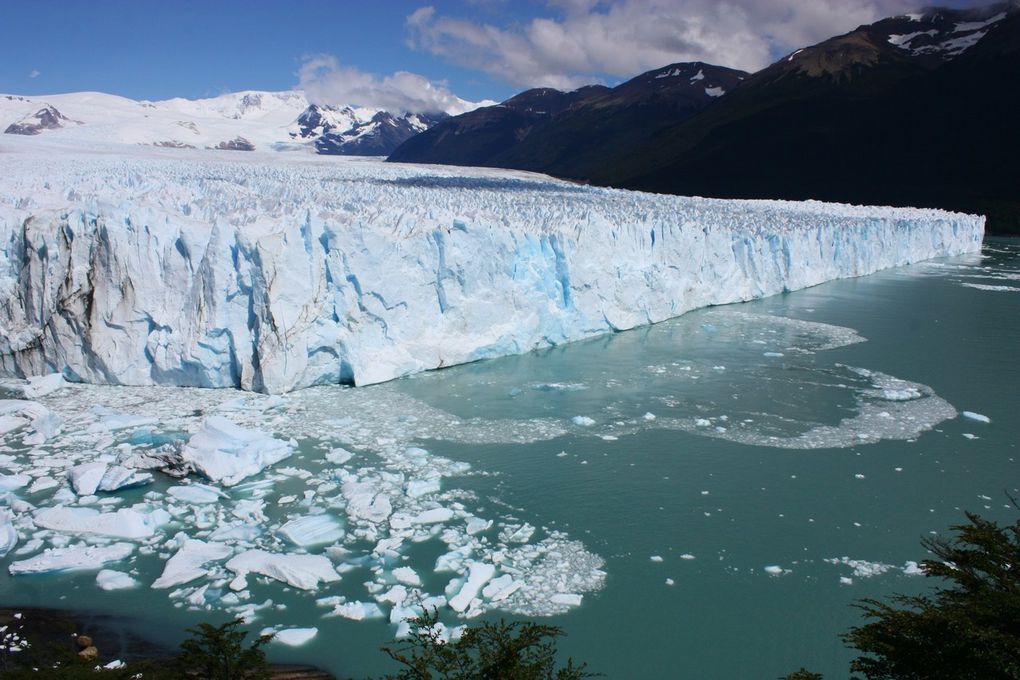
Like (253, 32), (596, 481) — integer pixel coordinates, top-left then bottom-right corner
(0, 0), (993, 110)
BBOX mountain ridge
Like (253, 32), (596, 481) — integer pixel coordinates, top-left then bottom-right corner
(1, 89), (471, 156)
(388, 1), (1020, 233)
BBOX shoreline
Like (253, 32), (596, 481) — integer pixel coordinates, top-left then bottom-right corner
(0, 607), (335, 679)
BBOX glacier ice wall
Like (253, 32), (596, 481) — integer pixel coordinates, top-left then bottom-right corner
(0, 148), (984, 393)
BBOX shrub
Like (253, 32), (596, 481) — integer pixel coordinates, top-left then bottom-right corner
(380, 608), (598, 679)
(844, 512), (1020, 680)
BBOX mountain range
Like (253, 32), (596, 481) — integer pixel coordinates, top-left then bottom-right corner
(0, 90), (458, 156)
(389, 2), (1020, 234)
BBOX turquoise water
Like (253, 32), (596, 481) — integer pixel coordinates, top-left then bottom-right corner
(1, 239), (1017, 678)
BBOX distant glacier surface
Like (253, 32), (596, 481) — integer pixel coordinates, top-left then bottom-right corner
(0, 144), (983, 392)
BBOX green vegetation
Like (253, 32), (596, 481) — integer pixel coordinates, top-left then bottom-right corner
(845, 511), (1020, 680)
(1, 617), (269, 679)
(379, 608), (597, 680)
(786, 511), (1020, 679)
(177, 619), (272, 680)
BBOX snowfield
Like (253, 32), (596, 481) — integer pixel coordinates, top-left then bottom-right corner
(0, 139), (984, 393)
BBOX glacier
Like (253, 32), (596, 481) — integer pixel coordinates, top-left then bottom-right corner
(0, 143), (984, 393)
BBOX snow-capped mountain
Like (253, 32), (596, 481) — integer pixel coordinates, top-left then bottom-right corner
(389, 1), (1019, 234)
(388, 62), (747, 167)
(0, 90), (458, 155)
(290, 104), (448, 156)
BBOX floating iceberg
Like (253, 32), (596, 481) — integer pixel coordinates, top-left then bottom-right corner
(225, 549), (341, 590)
(276, 515), (344, 547)
(0, 511), (18, 557)
(181, 416), (294, 486)
(9, 542), (135, 574)
(96, 569), (139, 590)
(0, 149), (983, 393)
(33, 506), (166, 540)
(273, 628), (317, 647)
(152, 537), (233, 589)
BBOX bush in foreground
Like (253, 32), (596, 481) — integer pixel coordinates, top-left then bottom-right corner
(786, 511), (1020, 679)
(380, 608), (598, 680)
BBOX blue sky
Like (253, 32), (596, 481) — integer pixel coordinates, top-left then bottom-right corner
(0, 0), (992, 106)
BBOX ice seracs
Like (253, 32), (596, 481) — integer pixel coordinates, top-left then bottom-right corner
(0, 145), (983, 394)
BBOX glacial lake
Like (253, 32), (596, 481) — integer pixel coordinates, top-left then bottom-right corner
(1, 238), (1017, 679)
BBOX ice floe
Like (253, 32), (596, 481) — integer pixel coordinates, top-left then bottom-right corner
(181, 417), (294, 486)
(9, 542), (134, 574)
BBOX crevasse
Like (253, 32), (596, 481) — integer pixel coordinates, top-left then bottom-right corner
(0, 150), (984, 393)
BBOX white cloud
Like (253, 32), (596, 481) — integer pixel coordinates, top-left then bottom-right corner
(406, 0), (917, 88)
(296, 54), (484, 115)
(28, 69), (40, 79)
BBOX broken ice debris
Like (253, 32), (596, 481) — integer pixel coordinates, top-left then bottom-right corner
(96, 569), (139, 590)
(0, 511), (18, 557)
(276, 515), (344, 547)
(225, 550), (341, 590)
(272, 628), (317, 646)
(9, 542), (135, 574)
(181, 416), (294, 486)
(152, 538), (234, 589)
(33, 506), (167, 539)
(0, 373), (66, 399)
(448, 561), (495, 613)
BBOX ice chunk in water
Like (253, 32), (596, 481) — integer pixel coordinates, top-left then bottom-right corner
(0, 511), (18, 557)
(98, 465), (153, 492)
(0, 374), (66, 398)
(961, 411), (991, 423)
(550, 593), (583, 606)
(449, 561), (495, 613)
(153, 537), (234, 589)
(0, 399), (61, 443)
(225, 550), (341, 590)
(328, 601), (385, 620)
(34, 506), (165, 539)
(182, 416), (294, 486)
(96, 569), (139, 590)
(9, 542), (135, 574)
(411, 508), (454, 525)
(167, 484), (225, 504)
(68, 463), (108, 495)
(341, 479), (393, 524)
(392, 566), (422, 587)
(406, 478), (441, 498)
(0, 474), (30, 492)
(276, 515), (343, 547)
(273, 628), (317, 646)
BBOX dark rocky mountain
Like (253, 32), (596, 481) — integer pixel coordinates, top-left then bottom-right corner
(212, 136), (255, 151)
(291, 104), (447, 156)
(316, 110), (447, 156)
(387, 85), (610, 166)
(388, 62), (747, 170)
(604, 2), (1020, 233)
(4, 105), (74, 135)
(389, 2), (1020, 233)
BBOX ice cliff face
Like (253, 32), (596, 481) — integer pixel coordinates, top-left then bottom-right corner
(0, 144), (984, 393)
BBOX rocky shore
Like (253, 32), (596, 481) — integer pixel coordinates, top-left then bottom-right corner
(0, 608), (334, 679)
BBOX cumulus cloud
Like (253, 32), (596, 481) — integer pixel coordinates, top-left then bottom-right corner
(406, 0), (919, 88)
(296, 54), (483, 115)
(28, 69), (40, 79)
